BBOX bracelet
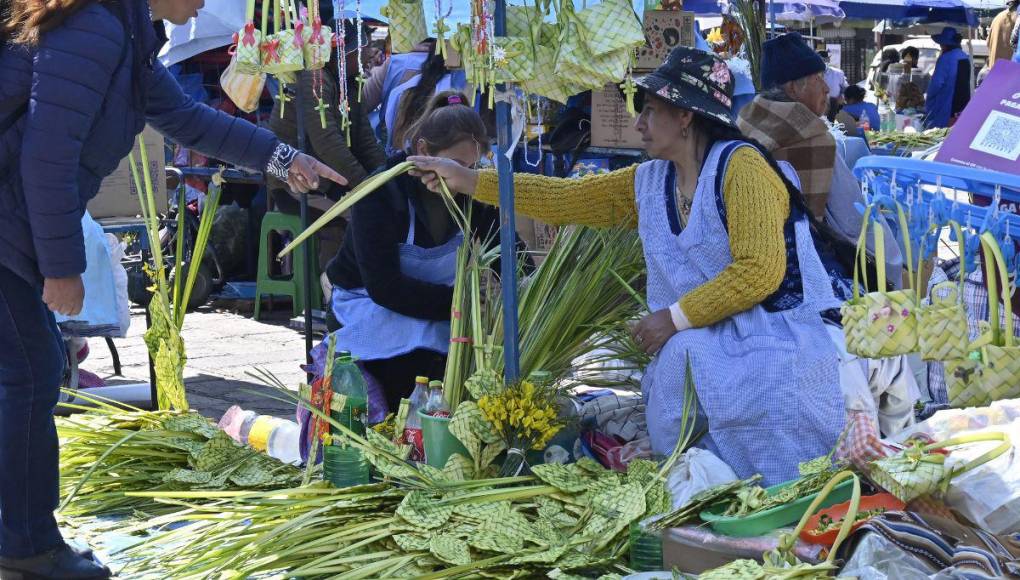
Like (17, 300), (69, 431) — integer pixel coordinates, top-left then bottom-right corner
(265, 142), (300, 182)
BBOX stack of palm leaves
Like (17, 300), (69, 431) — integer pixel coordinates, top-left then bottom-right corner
(57, 393), (305, 518)
(105, 371), (697, 579)
(491, 225), (648, 384)
(130, 137), (223, 411)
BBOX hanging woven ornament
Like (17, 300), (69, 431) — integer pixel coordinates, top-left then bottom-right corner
(620, 49), (638, 117)
(433, 0), (453, 59)
(302, 0), (334, 71)
(234, 0), (263, 74)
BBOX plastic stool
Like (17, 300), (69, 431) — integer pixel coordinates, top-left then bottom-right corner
(254, 212), (321, 320)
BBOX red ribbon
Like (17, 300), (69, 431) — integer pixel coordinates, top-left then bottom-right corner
(450, 337), (472, 344)
(293, 22), (305, 48)
(310, 378), (333, 442)
(263, 39), (281, 63)
(242, 21), (256, 47)
(310, 18), (324, 46)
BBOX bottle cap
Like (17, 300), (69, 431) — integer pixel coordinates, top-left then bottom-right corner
(428, 380), (443, 388)
(415, 376), (429, 384)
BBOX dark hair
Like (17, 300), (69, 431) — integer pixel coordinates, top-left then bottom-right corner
(690, 115), (860, 283)
(900, 46), (920, 62)
(879, 48), (900, 73)
(405, 91), (487, 155)
(817, 50), (830, 60)
(391, 39), (446, 149)
(844, 85), (866, 102)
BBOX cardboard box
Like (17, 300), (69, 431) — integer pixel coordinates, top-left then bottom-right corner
(591, 84), (644, 149)
(88, 126), (167, 219)
(636, 10), (696, 71)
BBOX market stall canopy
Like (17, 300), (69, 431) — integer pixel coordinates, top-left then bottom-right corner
(770, 0), (846, 24)
(840, 0), (978, 25)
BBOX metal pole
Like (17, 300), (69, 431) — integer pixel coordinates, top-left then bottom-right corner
(769, 0), (775, 36)
(967, 25), (976, 93)
(295, 72), (315, 385)
(494, 0), (521, 382)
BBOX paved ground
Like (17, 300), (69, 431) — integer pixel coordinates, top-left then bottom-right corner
(81, 300), (315, 422)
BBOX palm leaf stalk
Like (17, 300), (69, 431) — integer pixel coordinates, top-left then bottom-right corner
(488, 225), (648, 384)
(105, 370), (699, 579)
(55, 390), (305, 519)
(730, 0), (765, 90)
(128, 138), (224, 410)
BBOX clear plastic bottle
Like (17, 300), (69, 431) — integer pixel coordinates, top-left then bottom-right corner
(327, 354), (370, 487)
(266, 420), (301, 465)
(403, 376), (429, 461)
(424, 380), (450, 417)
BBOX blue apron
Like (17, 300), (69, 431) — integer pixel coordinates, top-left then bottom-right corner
(638, 141), (846, 486)
(330, 199), (462, 361)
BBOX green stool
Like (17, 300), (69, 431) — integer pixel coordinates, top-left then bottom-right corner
(254, 212), (321, 320)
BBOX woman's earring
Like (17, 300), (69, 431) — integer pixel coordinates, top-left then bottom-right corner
(681, 127), (689, 138)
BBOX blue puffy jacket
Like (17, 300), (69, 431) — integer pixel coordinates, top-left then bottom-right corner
(0, 0), (279, 287)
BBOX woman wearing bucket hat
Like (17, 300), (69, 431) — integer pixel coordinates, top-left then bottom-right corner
(926, 26), (972, 128)
(409, 47), (862, 486)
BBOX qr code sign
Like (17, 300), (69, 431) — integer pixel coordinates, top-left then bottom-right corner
(970, 110), (1020, 161)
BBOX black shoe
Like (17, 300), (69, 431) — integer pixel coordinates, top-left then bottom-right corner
(0, 545), (111, 579)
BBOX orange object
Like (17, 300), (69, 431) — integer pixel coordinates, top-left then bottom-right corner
(800, 493), (905, 546)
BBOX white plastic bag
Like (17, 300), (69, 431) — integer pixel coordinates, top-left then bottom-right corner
(942, 421), (1020, 535)
(55, 212), (130, 337)
(666, 447), (738, 509)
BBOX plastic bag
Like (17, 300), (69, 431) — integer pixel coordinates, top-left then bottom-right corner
(839, 532), (945, 579)
(942, 421), (1020, 534)
(666, 447), (738, 509)
(55, 212), (129, 337)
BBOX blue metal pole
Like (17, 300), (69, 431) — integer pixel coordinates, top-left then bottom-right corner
(494, 0), (521, 382)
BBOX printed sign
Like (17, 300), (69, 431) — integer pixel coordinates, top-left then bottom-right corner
(636, 10), (696, 70)
(934, 61), (1020, 174)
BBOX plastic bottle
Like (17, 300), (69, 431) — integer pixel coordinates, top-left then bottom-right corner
(266, 420), (301, 465)
(327, 354), (370, 487)
(878, 100), (893, 132)
(403, 376), (429, 462)
(424, 380), (450, 417)
(218, 405), (256, 443)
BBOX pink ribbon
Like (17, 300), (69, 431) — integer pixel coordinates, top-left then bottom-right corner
(242, 21), (256, 47)
(263, 39), (281, 63)
(293, 22), (305, 48)
(310, 18), (324, 45)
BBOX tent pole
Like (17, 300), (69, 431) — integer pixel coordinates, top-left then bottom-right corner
(494, 0), (521, 382)
(967, 25), (975, 93)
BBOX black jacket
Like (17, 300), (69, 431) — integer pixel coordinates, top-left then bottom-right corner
(327, 153), (526, 321)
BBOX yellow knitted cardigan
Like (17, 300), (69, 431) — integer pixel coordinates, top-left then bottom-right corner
(474, 148), (790, 328)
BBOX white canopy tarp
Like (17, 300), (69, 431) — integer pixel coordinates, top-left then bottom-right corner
(159, 0), (245, 67)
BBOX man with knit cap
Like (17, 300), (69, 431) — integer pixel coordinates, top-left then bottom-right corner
(739, 32), (918, 470)
(738, 31), (901, 283)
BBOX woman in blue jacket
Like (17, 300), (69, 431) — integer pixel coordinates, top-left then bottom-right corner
(0, 1), (345, 577)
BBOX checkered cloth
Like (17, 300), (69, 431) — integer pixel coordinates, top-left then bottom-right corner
(923, 258), (1020, 419)
(837, 410), (888, 469)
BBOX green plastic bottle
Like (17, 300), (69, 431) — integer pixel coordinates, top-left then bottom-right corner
(327, 353), (370, 487)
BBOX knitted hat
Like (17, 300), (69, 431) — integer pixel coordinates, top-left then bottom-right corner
(633, 47), (736, 128)
(761, 32), (826, 89)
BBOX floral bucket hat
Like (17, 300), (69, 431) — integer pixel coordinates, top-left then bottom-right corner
(634, 46), (737, 128)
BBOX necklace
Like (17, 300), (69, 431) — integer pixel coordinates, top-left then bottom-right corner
(675, 182), (693, 227)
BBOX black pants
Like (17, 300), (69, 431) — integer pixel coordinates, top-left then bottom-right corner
(363, 349), (446, 412)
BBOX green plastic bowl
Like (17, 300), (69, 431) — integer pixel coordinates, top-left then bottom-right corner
(699, 477), (855, 538)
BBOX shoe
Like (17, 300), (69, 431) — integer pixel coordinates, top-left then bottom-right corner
(0, 544), (110, 579)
